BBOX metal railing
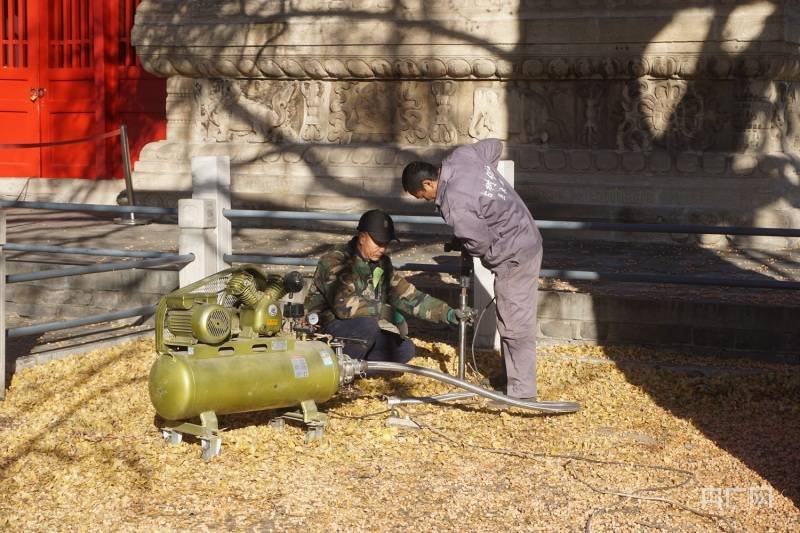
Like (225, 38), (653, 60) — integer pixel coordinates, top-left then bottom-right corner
(1, 201), (191, 400)
(0, 200), (176, 216)
(223, 209), (800, 291)
(225, 208), (800, 238)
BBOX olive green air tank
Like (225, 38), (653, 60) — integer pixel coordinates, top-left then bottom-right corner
(149, 337), (340, 421)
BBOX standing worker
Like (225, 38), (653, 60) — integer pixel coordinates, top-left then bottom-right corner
(401, 138), (543, 401)
(305, 209), (467, 366)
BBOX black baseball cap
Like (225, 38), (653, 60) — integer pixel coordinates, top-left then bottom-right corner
(357, 209), (398, 244)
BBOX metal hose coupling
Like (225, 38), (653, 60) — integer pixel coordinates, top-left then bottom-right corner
(364, 361), (580, 414)
(337, 353), (368, 386)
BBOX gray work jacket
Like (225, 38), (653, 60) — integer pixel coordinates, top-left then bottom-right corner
(435, 138), (542, 271)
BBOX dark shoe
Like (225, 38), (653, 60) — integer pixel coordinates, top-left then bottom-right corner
(488, 374), (508, 391)
(478, 375), (508, 391)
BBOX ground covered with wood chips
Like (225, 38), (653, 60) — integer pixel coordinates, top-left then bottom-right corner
(0, 338), (798, 532)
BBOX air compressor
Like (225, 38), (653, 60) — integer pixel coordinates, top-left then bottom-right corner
(149, 266), (579, 460)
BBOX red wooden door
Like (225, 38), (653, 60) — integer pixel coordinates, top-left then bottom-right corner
(0, 0), (41, 176)
(0, 0), (164, 179)
(40, 0), (104, 178)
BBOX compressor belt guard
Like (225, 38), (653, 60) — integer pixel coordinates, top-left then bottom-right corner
(149, 266), (366, 460)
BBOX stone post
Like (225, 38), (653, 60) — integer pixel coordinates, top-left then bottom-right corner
(178, 156), (232, 286)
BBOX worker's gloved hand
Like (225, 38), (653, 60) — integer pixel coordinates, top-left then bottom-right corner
(444, 237), (465, 253)
(392, 310), (408, 338)
(447, 307), (476, 326)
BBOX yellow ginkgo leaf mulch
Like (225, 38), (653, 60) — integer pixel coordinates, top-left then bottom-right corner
(0, 338), (798, 532)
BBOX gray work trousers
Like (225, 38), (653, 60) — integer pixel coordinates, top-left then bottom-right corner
(494, 246), (543, 399)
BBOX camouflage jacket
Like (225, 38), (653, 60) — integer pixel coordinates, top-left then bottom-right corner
(305, 238), (453, 326)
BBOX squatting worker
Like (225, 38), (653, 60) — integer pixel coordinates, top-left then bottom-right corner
(401, 138), (544, 400)
(305, 209), (467, 365)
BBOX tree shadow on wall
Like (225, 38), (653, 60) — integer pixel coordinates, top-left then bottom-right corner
(509, 1), (800, 507)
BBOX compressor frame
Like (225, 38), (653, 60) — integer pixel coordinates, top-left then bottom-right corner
(151, 266), (365, 459)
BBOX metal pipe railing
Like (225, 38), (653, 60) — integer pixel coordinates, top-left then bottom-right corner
(540, 269), (800, 291)
(223, 208), (800, 238)
(0, 200), (176, 216)
(7, 254), (194, 284)
(4, 243), (179, 259)
(535, 220), (800, 238)
(223, 208), (446, 225)
(224, 254), (461, 274)
(7, 305), (157, 338)
(225, 254), (800, 291)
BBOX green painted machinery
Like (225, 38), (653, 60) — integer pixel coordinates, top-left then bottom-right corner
(149, 266), (364, 460)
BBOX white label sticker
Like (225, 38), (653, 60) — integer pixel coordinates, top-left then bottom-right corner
(268, 304), (279, 317)
(320, 350), (333, 367)
(271, 339), (288, 351)
(292, 357), (309, 378)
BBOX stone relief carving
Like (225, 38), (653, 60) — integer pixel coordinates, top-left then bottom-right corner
(617, 80), (654, 152)
(510, 83), (567, 146)
(469, 87), (504, 140)
(641, 81), (724, 152)
(133, 0), (800, 244)
(734, 80), (787, 153)
(327, 82), (352, 144)
(192, 79), (300, 143)
(430, 81), (458, 145)
(188, 77), (788, 156)
(784, 84), (800, 154)
(299, 81), (328, 142)
(192, 79), (228, 143)
(579, 83), (606, 148)
(397, 82), (428, 144)
(616, 79), (727, 152)
(327, 82), (398, 143)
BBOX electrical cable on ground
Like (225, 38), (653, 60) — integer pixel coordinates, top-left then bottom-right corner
(328, 409), (392, 420)
(400, 413), (735, 533)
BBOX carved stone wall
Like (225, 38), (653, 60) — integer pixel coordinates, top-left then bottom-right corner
(132, 0), (800, 248)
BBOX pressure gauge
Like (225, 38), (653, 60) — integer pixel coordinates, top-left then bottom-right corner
(307, 312), (319, 326)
